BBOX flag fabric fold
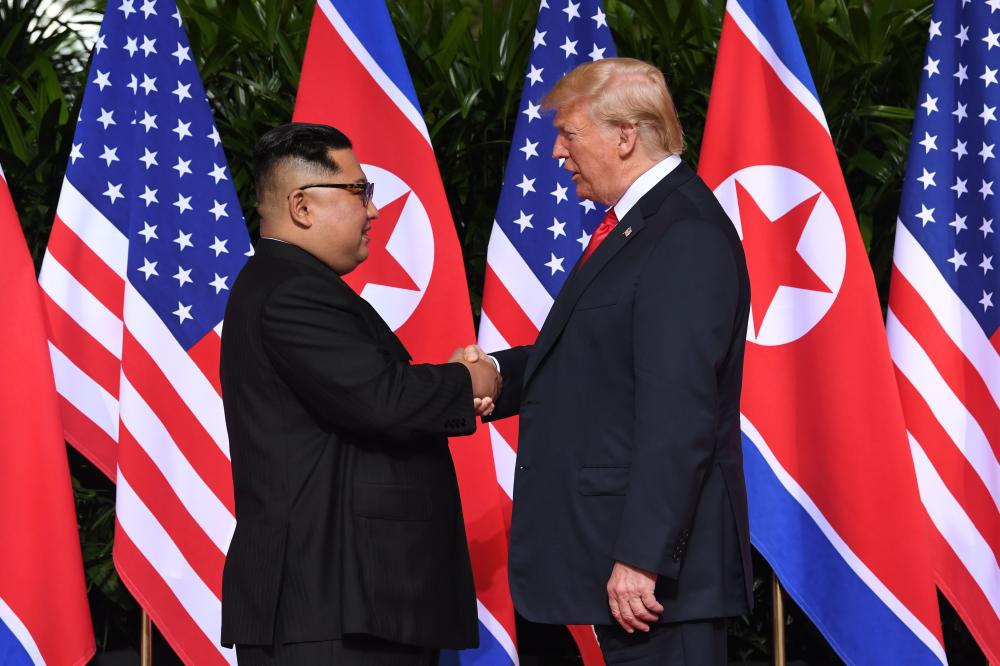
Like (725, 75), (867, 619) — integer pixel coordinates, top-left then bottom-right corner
(38, 0), (251, 661)
(889, 1), (1000, 661)
(699, 1), (948, 664)
(292, 1), (517, 663)
(1, 163), (95, 666)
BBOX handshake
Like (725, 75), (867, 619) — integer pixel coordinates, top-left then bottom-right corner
(448, 344), (501, 417)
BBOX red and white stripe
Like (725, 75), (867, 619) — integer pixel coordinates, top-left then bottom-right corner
(479, 220), (550, 508)
(887, 220), (1000, 659)
(39, 178), (236, 665)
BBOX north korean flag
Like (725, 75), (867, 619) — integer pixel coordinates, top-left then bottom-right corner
(698, 2), (947, 664)
(293, 2), (518, 663)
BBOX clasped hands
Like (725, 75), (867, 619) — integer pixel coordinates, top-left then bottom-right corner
(448, 344), (500, 417)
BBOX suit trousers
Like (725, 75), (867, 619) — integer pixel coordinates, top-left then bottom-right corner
(595, 618), (727, 665)
(235, 634), (439, 666)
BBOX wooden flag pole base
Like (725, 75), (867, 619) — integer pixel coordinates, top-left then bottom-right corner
(141, 610), (153, 666)
(772, 574), (786, 666)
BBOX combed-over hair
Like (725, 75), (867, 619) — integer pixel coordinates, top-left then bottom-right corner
(541, 57), (684, 157)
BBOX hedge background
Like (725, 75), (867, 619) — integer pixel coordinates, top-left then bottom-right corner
(0, 0), (987, 662)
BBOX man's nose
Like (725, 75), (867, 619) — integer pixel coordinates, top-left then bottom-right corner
(367, 200), (379, 219)
(552, 140), (568, 159)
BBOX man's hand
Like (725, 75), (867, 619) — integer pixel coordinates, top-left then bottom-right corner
(606, 561), (663, 634)
(473, 397), (495, 417)
(448, 344), (491, 365)
(449, 345), (501, 414)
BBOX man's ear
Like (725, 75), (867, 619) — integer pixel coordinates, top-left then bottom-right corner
(617, 123), (639, 158)
(287, 190), (313, 229)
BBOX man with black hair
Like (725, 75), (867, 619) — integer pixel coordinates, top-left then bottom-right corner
(219, 122), (497, 665)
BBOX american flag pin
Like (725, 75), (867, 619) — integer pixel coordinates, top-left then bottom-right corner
(623, 226), (632, 237)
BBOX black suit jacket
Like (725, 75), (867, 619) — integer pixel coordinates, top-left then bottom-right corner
(219, 239), (478, 649)
(489, 163), (753, 625)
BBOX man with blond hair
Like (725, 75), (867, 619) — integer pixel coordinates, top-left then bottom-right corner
(480, 58), (753, 664)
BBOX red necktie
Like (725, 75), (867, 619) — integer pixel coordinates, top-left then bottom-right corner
(579, 208), (619, 266)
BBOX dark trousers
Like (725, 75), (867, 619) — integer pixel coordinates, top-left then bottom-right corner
(235, 634), (439, 666)
(595, 619), (727, 665)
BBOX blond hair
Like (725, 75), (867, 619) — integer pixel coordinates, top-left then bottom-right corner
(541, 57), (684, 157)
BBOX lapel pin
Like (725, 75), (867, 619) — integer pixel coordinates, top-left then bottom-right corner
(623, 226), (632, 237)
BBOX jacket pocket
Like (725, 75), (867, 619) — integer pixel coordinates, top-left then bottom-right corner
(352, 482), (431, 521)
(578, 466), (631, 496)
(575, 299), (617, 311)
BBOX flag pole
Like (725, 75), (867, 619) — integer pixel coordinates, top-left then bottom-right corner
(772, 574), (786, 666)
(141, 610), (153, 666)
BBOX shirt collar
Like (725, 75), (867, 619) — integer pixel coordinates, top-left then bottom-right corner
(612, 154), (682, 221)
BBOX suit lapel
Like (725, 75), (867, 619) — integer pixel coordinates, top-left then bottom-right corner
(522, 163), (697, 388)
(522, 212), (645, 387)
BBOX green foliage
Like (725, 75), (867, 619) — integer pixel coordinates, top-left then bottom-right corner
(0, 0), (95, 264)
(1, 0), (987, 663)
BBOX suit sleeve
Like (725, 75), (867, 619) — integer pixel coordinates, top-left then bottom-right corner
(260, 275), (476, 438)
(482, 345), (532, 422)
(613, 219), (740, 578)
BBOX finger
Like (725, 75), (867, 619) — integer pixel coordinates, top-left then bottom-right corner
(618, 601), (644, 633)
(464, 345), (483, 363)
(474, 398), (483, 410)
(608, 596), (633, 634)
(628, 595), (658, 625)
(641, 591), (664, 614)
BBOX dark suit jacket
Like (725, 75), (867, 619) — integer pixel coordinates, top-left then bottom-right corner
(219, 239), (478, 649)
(488, 163), (753, 625)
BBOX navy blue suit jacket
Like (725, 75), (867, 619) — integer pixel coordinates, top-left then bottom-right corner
(488, 163), (753, 625)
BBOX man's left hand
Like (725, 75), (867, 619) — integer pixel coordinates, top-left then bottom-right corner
(606, 561), (663, 633)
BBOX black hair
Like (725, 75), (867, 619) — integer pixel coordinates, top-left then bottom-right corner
(252, 123), (353, 202)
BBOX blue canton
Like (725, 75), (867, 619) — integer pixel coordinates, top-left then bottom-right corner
(69, 0), (250, 348)
(495, 0), (616, 297)
(898, 0), (1000, 336)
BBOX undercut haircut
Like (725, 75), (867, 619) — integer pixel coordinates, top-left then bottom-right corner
(542, 57), (684, 157)
(253, 123), (353, 204)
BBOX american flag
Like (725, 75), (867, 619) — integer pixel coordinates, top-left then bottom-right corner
(477, 0), (614, 662)
(888, 1), (1000, 661)
(37, 0), (249, 663)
